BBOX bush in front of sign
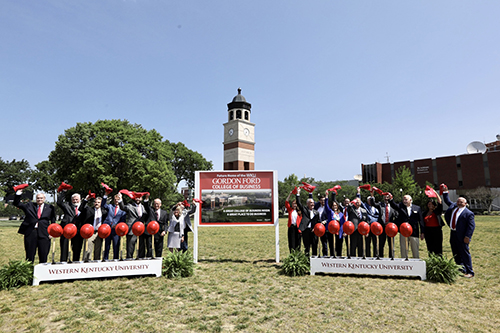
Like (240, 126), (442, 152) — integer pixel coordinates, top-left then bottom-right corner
(0, 259), (33, 290)
(162, 251), (194, 279)
(425, 253), (461, 284)
(281, 249), (310, 277)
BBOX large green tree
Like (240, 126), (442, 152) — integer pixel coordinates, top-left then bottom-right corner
(47, 120), (177, 203)
(32, 160), (59, 201)
(0, 158), (32, 198)
(168, 141), (213, 189)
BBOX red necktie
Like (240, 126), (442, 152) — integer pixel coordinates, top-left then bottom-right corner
(37, 205), (42, 219)
(451, 209), (458, 229)
(115, 206), (118, 216)
(385, 206), (389, 223)
(75, 206), (78, 215)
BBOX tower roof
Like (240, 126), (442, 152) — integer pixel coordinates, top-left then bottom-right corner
(227, 88), (251, 110)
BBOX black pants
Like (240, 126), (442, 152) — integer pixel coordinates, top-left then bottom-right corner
(24, 228), (50, 263)
(126, 234), (137, 258)
(288, 225), (301, 253)
(320, 232), (334, 256)
(72, 234), (83, 261)
(349, 230), (363, 257)
(155, 233), (165, 257)
(335, 234), (344, 256)
(138, 233), (153, 258)
(424, 226), (443, 256)
(302, 228), (318, 256)
(60, 236), (69, 261)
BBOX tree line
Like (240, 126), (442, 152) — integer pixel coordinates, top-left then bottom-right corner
(0, 119), (213, 217)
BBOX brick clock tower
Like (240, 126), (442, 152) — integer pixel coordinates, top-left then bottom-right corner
(223, 88), (255, 170)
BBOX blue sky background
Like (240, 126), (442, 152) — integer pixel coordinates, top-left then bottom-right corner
(1, 1), (500, 183)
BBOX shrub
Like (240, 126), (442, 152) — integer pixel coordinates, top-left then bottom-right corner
(162, 251), (194, 278)
(281, 249), (310, 277)
(425, 252), (461, 284)
(0, 259), (34, 290)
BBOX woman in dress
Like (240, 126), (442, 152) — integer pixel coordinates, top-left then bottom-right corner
(168, 201), (196, 252)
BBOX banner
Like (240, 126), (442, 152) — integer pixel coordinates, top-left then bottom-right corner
(197, 171), (275, 225)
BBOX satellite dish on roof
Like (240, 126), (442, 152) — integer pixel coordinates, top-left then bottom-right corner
(466, 141), (486, 154)
(496, 134), (500, 141)
(353, 174), (362, 181)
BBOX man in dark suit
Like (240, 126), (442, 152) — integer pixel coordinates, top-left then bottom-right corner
(142, 194), (169, 257)
(296, 188), (320, 256)
(443, 189), (475, 278)
(373, 192), (398, 258)
(57, 190), (84, 261)
(119, 193), (147, 259)
(345, 198), (368, 257)
(80, 195), (108, 261)
(101, 193), (127, 260)
(14, 190), (56, 263)
(390, 194), (423, 258)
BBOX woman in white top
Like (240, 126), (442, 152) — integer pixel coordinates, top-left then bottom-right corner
(167, 201), (196, 252)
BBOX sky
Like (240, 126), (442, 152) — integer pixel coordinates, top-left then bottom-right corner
(1, 1), (500, 183)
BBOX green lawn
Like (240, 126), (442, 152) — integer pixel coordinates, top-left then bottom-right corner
(0, 216), (499, 332)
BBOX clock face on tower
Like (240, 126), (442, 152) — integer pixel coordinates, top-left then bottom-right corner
(244, 128), (249, 136)
(228, 128), (234, 136)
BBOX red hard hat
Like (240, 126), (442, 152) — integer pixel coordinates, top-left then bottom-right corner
(385, 223), (398, 238)
(343, 221), (355, 236)
(132, 222), (145, 236)
(358, 221), (370, 236)
(400, 222), (413, 238)
(98, 224), (111, 239)
(48, 223), (63, 238)
(147, 221), (160, 235)
(80, 224), (94, 239)
(370, 222), (383, 236)
(328, 220), (340, 235)
(63, 223), (77, 239)
(313, 223), (325, 237)
(115, 222), (129, 237)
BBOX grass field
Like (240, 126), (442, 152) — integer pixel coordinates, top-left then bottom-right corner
(0, 216), (499, 332)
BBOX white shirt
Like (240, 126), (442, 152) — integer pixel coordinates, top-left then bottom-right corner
(450, 207), (465, 230)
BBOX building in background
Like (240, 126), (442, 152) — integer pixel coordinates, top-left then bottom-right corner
(223, 88), (255, 170)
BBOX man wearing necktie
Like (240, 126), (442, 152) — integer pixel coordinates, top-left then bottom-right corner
(57, 190), (83, 261)
(443, 187), (475, 278)
(14, 190), (56, 263)
(80, 195), (108, 261)
(102, 193), (127, 260)
(142, 195), (169, 257)
(119, 193), (148, 259)
(390, 194), (423, 259)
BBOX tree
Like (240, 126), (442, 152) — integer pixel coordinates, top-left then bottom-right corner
(391, 166), (421, 203)
(0, 158), (32, 198)
(278, 173), (300, 209)
(32, 160), (59, 202)
(466, 187), (500, 214)
(47, 120), (177, 204)
(168, 141), (213, 189)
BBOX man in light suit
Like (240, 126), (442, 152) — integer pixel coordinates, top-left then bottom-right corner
(119, 192), (147, 259)
(102, 192), (127, 260)
(390, 194), (423, 258)
(142, 194), (169, 257)
(443, 188), (475, 278)
(14, 190), (56, 263)
(80, 195), (108, 261)
(57, 190), (84, 261)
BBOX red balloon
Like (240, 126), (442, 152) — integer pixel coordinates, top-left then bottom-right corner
(358, 221), (370, 236)
(385, 223), (398, 238)
(132, 222), (145, 236)
(370, 222), (383, 236)
(343, 221), (355, 235)
(80, 224), (94, 239)
(313, 223), (325, 237)
(48, 223), (63, 238)
(115, 222), (129, 237)
(63, 223), (77, 239)
(328, 220), (340, 235)
(147, 221), (160, 235)
(400, 222), (413, 238)
(98, 224), (111, 239)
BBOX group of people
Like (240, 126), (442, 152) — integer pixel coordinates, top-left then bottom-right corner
(285, 184), (476, 278)
(13, 184), (197, 264)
